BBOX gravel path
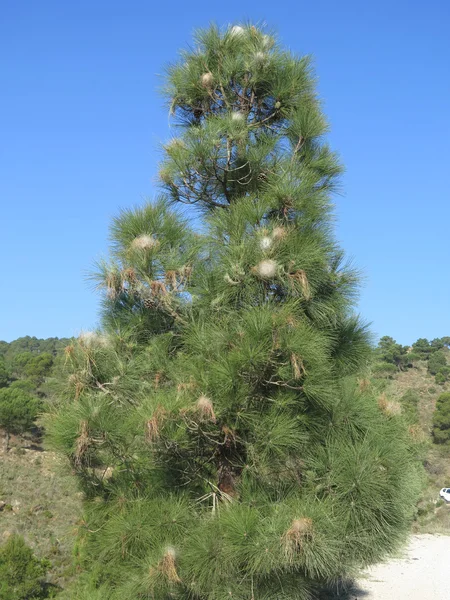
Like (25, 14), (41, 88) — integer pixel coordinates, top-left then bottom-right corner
(349, 534), (448, 599)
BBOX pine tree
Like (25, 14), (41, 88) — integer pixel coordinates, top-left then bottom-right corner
(48, 24), (422, 599)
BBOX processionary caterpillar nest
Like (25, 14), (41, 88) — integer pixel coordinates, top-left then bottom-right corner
(283, 518), (313, 557)
(196, 395), (216, 422)
(149, 547), (181, 583)
(131, 234), (159, 251)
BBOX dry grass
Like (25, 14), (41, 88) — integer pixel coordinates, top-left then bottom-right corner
(0, 431), (82, 591)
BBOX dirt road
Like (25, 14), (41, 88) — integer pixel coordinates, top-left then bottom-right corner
(349, 534), (448, 599)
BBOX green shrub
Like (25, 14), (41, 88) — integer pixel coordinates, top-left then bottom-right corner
(428, 351), (447, 375)
(412, 338), (433, 359)
(399, 389), (420, 424)
(24, 354), (54, 385)
(375, 336), (412, 370)
(0, 360), (9, 389)
(431, 337), (450, 350)
(8, 379), (36, 393)
(0, 535), (50, 599)
(432, 392), (450, 444)
(405, 351), (421, 364)
(0, 388), (40, 449)
(373, 362), (398, 376)
(435, 372), (447, 385)
(435, 366), (450, 384)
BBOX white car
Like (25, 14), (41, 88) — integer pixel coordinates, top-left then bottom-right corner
(439, 488), (450, 502)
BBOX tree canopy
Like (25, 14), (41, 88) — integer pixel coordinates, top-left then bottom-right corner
(0, 388), (41, 449)
(0, 336), (70, 366)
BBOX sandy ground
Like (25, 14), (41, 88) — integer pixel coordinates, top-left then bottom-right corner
(349, 534), (448, 599)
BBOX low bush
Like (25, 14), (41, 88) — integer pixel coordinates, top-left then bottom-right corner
(0, 535), (51, 599)
(400, 389), (420, 424)
(432, 392), (450, 444)
(0, 388), (40, 449)
(373, 362), (398, 376)
(428, 351), (447, 376)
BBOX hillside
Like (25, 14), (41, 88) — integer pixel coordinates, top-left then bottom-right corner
(0, 336), (80, 594)
(373, 356), (450, 533)
(0, 336), (71, 364)
(0, 436), (81, 593)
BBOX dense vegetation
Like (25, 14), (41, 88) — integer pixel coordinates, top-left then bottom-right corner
(374, 335), (450, 383)
(0, 336), (69, 365)
(0, 338), (79, 596)
(0, 387), (40, 450)
(43, 24), (424, 600)
(432, 392), (450, 445)
(0, 336), (70, 448)
(0, 336), (70, 397)
(0, 535), (51, 600)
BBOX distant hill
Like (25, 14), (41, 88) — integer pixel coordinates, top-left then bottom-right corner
(0, 336), (71, 366)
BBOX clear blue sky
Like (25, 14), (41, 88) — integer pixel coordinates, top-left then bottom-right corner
(1, 0), (449, 344)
